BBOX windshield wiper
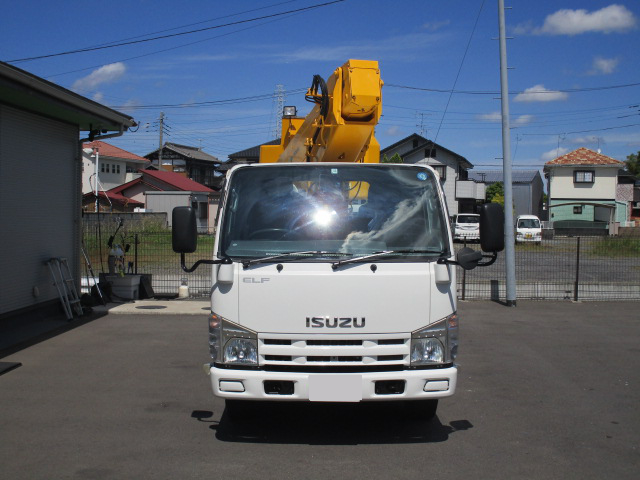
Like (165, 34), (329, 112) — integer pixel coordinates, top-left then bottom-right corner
(242, 251), (349, 268)
(331, 249), (446, 270)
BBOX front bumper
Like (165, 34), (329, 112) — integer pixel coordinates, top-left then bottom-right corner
(208, 365), (458, 402)
(454, 230), (479, 240)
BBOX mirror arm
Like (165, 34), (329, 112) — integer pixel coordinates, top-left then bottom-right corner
(180, 254), (231, 273)
(477, 252), (498, 267)
(437, 257), (458, 267)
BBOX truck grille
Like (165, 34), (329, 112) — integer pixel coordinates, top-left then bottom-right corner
(258, 333), (410, 369)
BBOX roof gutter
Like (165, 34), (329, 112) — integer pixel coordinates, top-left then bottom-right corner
(79, 125), (126, 143)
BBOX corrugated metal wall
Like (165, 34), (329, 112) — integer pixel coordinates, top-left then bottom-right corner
(0, 104), (80, 315)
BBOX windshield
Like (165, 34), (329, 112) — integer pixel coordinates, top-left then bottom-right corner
(518, 218), (540, 229)
(457, 215), (479, 224)
(219, 164), (450, 261)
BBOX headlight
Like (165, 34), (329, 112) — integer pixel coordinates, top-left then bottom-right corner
(410, 313), (458, 366)
(209, 313), (258, 365)
(411, 338), (444, 364)
(224, 338), (257, 364)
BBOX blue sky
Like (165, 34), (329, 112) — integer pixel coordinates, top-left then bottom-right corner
(2, 0), (639, 174)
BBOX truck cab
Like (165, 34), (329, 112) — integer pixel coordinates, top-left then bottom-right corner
(173, 162), (504, 420)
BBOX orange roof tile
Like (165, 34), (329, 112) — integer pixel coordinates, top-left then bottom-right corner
(545, 147), (623, 166)
(83, 141), (148, 163)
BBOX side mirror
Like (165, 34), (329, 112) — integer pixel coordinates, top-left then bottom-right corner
(456, 247), (483, 270)
(480, 203), (505, 253)
(172, 206), (198, 253)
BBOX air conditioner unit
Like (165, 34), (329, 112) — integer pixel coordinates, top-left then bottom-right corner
(633, 202), (640, 209)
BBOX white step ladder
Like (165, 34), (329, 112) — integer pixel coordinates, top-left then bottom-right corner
(46, 258), (83, 320)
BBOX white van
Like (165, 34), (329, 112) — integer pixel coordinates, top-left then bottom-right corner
(516, 215), (542, 244)
(452, 213), (480, 242)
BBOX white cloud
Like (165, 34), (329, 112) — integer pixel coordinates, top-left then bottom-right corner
(514, 114), (534, 126)
(72, 63), (126, 92)
(92, 92), (105, 104)
(477, 112), (502, 122)
(385, 126), (402, 136)
(269, 32), (446, 63)
(588, 56), (619, 75)
(477, 112), (534, 125)
(514, 85), (568, 103)
(530, 4), (637, 36)
(541, 147), (569, 162)
(422, 20), (450, 32)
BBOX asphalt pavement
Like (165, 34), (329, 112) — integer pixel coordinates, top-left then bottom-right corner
(0, 300), (638, 479)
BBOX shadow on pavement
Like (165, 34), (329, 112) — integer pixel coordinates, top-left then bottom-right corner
(0, 306), (108, 361)
(192, 403), (473, 445)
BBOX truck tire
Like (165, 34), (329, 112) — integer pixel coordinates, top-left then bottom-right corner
(402, 399), (438, 422)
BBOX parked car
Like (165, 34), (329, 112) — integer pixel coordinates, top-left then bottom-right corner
(452, 213), (480, 242)
(516, 215), (542, 244)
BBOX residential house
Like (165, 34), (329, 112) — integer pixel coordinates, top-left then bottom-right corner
(380, 134), (484, 215)
(145, 142), (223, 190)
(219, 139), (281, 174)
(0, 61), (135, 318)
(83, 169), (219, 231)
(469, 170), (544, 218)
(543, 147), (627, 232)
(81, 141), (149, 194)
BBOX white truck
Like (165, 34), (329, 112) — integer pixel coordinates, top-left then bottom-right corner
(172, 60), (504, 420)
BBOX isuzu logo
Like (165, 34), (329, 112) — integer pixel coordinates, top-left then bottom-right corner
(306, 317), (366, 328)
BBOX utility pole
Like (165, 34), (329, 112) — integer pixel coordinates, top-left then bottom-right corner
(498, 0), (517, 306)
(158, 111), (165, 167)
(93, 146), (100, 213)
(270, 84), (285, 139)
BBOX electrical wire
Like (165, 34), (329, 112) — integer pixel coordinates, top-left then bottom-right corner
(387, 81), (640, 96)
(434, 0), (485, 144)
(7, 0), (346, 63)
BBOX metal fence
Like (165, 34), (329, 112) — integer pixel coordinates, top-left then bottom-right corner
(82, 224), (213, 298)
(82, 220), (640, 301)
(455, 236), (640, 301)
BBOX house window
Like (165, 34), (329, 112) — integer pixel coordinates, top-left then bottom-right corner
(412, 139), (419, 149)
(116, 165), (121, 174)
(126, 166), (136, 173)
(425, 148), (436, 158)
(433, 165), (446, 181)
(573, 206), (583, 214)
(101, 163), (106, 173)
(574, 170), (594, 183)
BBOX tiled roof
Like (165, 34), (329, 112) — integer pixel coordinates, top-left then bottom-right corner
(83, 141), (149, 163)
(142, 169), (213, 192)
(146, 143), (220, 163)
(469, 170), (541, 183)
(545, 147), (624, 166)
(228, 139), (281, 159)
(380, 133), (472, 169)
(83, 190), (144, 206)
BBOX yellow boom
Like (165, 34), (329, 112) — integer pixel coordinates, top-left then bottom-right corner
(260, 59), (383, 164)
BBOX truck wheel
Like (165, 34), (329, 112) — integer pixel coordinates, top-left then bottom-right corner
(402, 399), (438, 422)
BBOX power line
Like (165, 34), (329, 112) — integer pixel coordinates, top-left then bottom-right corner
(7, 0), (346, 63)
(386, 81), (640, 95)
(110, 88), (306, 110)
(518, 123), (640, 136)
(433, 0), (485, 143)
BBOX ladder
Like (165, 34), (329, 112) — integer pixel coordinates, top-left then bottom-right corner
(81, 243), (106, 306)
(46, 258), (83, 320)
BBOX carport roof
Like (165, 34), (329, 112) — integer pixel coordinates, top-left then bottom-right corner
(0, 61), (135, 133)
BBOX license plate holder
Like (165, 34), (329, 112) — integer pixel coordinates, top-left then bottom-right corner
(309, 374), (362, 402)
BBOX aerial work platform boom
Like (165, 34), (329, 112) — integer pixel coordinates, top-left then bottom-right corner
(260, 59), (383, 164)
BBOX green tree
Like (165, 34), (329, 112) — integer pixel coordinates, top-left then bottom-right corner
(485, 181), (504, 203)
(625, 151), (640, 178)
(381, 153), (403, 163)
